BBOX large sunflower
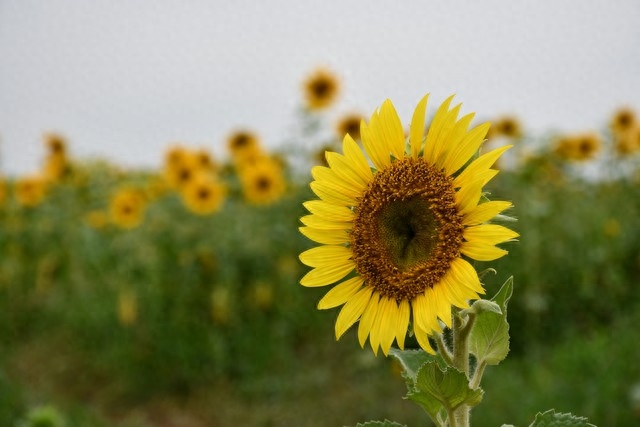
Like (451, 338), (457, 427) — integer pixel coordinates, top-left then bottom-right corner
(298, 95), (518, 356)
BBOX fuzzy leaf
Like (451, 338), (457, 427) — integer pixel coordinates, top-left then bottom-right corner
(411, 361), (483, 413)
(528, 409), (596, 426)
(462, 299), (502, 316)
(388, 348), (441, 385)
(469, 276), (513, 366)
(352, 420), (407, 427)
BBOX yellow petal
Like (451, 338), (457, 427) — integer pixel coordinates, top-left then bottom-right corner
(317, 276), (364, 309)
(299, 214), (352, 230)
(413, 321), (436, 354)
(437, 112), (475, 170)
(439, 274), (472, 309)
(361, 119), (391, 170)
(358, 293), (380, 348)
(303, 200), (355, 222)
(395, 299), (410, 350)
(446, 258), (484, 297)
(462, 200), (513, 226)
(423, 94), (455, 163)
(299, 245), (352, 268)
(325, 152), (368, 189)
(430, 103), (462, 167)
(454, 145), (511, 188)
(412, 292), (439, 335)
(431, 285), (452, 328)
(460, 241), (509, 261)
(300, 259), (355, 287)
(379, 297), (400, 356)
(443, 122), (491, 175)
(376, 99), (406, 160)
(454, 178), (484, 216)
(299, 226), (350, 245)
(311, 166), (362, 199)
(335, 287), (373, 339)
(310, 181), (357, 206)
(464, 224), (520, 245)
(410, 94), (429, 158)
(342, 134), (373, 182)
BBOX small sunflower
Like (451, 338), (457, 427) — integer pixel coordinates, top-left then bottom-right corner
(164, 151), (199, 190)
(299, 95), (518, 356)
(43, 132), (67, 156)
(239, 157), (286, 205)
(614, 125), (640, 155)
(15, 175), (47, 207)
(336, 113), (365, 141)
(117, 289), (138, 327)
(303, 68), (340, 111)
(227, 130), (261, 157)
(181, 173), (226, 215)
(494, 115), (523, 139)
(554, 132), (601, 161)
(109, 188), (146, 229)
(0, 177), (6, 206)
(610, 107), (635, 135)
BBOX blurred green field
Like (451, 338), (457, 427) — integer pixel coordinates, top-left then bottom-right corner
(2, 93), (640, 426)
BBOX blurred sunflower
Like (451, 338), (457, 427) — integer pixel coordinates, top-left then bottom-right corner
(227, 130), (261, 157)
(181, 173), (226, 215)
(299, 95), (518, 355)
(211, 287), (232, 325)
(239, 157), (286, 205)
(610, 107), (635, 135)
(493, 115), (523, 139)
(313, 143), (339, 166)
(336, 112), (365, 141)
(15, 175), (47, 207)
(44, 132), (67, 156)
(614, 125), (640, 155)
(42, 132), (70, 182)
(84, 210), (109, 229)
(164, 151), (199, 190)
(109, 188), (146, 229)
(303, 68), (340, 111)
(555, 132), (601, 161)
(194, 148), (217, 171)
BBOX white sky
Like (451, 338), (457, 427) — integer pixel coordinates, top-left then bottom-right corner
(1, 0), (639, 175)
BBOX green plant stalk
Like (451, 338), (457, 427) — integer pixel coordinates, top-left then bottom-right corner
(451, 311), (475, 427)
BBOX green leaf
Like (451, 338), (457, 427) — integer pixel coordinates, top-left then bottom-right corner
(468, 276), (513, 366)
(351, 420), (407, 427)
(411, 361), (483, 413)
(528, 409), (596, 426)
(462, 299), (502, 316)
(388, 348), (440, 385)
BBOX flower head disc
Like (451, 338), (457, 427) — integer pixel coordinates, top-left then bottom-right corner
(299, 95), (518, 356)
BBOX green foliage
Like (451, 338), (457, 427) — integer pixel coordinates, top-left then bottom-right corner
(528, 409), (595, 427)
(352, 421), (407, 427)
(469, 277), (513, 366)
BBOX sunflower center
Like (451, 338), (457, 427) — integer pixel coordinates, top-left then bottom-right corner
(351, 158), (464, 302)
(256, 176), (271, 191)
(377, 197), (438, 271)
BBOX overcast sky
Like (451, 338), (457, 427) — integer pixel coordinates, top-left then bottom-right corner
(1, 0), (639, 175)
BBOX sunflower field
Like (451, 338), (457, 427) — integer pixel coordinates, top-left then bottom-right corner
(1, 69), (640, 427)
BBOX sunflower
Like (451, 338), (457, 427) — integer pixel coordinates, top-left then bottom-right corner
(239, 157), (286, 205)
(43, 132), (67, 156)
(227, 130), (261, 157)
(336, 112), (365, 141)
(610, 107), (635, 135)
(164, 151), (199, 190)
(15, 175), (47, 207)
(298, 95), (518, 356)
(554, 132), (601, 161)
(303, 68), (340, 111)
(117, 289), (138, 326)
(109, 188), (146, 229)
(181, 173), (226, 215)
(493, 115), (523, 139)
(0, 177), (6, 206)
(614, 125), (640, 155)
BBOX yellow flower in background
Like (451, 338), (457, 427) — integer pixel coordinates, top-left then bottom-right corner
(299, 95), (518, 355)
(117, 289), (138, 326)
(164, 145), (189, 169)
(336, 112), (365, 141)
(303, 67), (340, 111)
(164, 151), (199, 190)
(194, 148), (217, 172)
(181, 173), (226, 215)
(554, 132), (601, 161)
(239, 156), (286, 205)
(249, 281), (275, 311)
(226, 130), (261, 158)
(15, 175), (47, 207)
(610, 107), (635, 135)
(614, 125), (640, 156)
(313, 143), (339, 166)
(493, 115), (523, 139)
(44, 132), (67, 156)
(109, 188), (146, 229)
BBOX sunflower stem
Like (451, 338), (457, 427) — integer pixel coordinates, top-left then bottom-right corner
(451, 311), (474, 427)
(435, 332), (454, 366)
